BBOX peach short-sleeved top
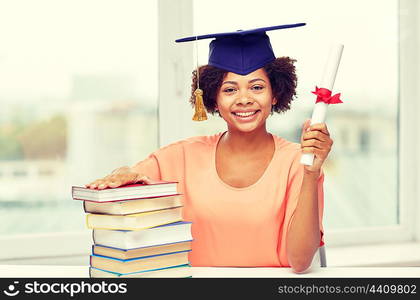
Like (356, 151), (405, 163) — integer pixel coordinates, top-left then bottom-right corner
(132, 131), (324, 267)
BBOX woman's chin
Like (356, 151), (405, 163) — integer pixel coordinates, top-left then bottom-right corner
(229, 121), (265, 133)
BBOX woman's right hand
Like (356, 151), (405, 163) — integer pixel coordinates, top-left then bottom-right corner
(85, 166), (154, 190)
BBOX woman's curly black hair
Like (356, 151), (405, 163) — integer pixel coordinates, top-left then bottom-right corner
(190, 56), (298, 115)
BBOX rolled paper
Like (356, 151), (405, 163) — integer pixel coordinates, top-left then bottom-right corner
(301, 44), (344, 166)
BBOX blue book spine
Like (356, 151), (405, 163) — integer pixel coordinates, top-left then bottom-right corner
(93, 239), (193, 252)
(90, 264), (191, 277)
(91, 249), (192, 262)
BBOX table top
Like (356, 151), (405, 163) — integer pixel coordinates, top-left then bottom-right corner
(1, 265), (419, 278)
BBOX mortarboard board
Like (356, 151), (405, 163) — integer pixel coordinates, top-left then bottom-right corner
(175, 23), (306, 75)
(175, 23), (306, 121)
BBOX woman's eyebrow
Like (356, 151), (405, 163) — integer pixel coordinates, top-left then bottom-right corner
(249, 78), (266, 84)
(221, 80), (238, 85)
(222, 78), (266, 85)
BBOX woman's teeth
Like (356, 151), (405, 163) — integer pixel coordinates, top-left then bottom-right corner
(233, 111), (258, 117)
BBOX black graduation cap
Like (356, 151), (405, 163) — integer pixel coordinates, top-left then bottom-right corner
(175, 23), (306, 75)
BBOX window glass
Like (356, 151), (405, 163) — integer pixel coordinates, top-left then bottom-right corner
(0, 0), (158, 235)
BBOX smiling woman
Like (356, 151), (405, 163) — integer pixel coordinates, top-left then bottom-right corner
(216, 70), (277, 132)
(189, 0), (403, 240)
(86, 24), (332, 273)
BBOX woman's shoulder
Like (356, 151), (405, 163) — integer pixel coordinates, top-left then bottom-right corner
(272, 134), (301, 152)
(272, 134), (305, 175)
(156, 132), (223, 153)
(183, 132), (223, 146)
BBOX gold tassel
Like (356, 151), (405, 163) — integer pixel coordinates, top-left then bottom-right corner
(192, 88), (207, 121)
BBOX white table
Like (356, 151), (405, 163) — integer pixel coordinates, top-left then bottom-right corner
(0, 265), (419, 278)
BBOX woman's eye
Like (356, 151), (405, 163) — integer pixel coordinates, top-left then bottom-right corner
(223, 88), (236, 93)
(252, 85), (264, 91)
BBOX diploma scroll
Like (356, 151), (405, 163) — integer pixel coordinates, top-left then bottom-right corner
(301, 44), (344, 166)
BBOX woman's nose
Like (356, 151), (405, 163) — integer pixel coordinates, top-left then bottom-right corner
(237, 91), (253, 105)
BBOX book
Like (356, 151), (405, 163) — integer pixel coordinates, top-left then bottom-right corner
(86, 207), (183, 230)
(89, 264), (192, 278)
(93, 241), (192, 260)
(83, 194), (182, 215)
(90, 250), (191, 274)
(72, 181), (178, 202)
(93, 221), (192, 249)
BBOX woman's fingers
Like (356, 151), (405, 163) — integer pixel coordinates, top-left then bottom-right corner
(300, 119), (311, 144)
(96, 179), (110, 190)
(302, 130), (330, 143)
(106, 174), (125, 188)
(300, 122), (334, 172)
(85, 179), (103, 189)
(301, 138), (332, 150)
(107, 179), (122, 188)
(301, 122), (330, 142)
(309, 123), (330, 136)
(85, 171), (152, 190)
(300, 122), (333, 161)
(301, 146), (329, 158)
(136, 174), (154, 184)
(98, 173), (137, 189)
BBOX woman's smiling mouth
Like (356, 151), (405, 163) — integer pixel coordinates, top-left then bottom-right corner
(231, 109), (261, 121)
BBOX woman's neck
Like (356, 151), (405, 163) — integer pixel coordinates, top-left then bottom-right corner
(221, 125), (273, 154)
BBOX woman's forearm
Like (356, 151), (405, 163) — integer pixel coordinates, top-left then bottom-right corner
(286, 170), (321, 273)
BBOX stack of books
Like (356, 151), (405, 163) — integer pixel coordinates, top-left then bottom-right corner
(72, 181), (193, 278)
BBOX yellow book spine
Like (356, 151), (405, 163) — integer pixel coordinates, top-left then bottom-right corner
(87, 206), (181, 219)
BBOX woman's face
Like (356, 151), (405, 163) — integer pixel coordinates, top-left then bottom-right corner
(216, 68), (276, 133)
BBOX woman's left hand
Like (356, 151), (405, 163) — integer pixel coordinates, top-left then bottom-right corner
(300, 119), (334, 173)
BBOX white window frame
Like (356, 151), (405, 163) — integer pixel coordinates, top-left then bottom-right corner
(1, 0), (419, 264)
(321, 0), (419, 247)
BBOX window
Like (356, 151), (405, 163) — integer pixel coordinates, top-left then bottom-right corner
(2, 0), (418, 264)
(359, 128), (370, 153)
(0, 1), (159, 239)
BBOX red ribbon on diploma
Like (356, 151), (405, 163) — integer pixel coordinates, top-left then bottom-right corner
(312, 86), (343, 104)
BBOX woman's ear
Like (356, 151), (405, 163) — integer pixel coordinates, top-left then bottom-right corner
(272, 98), (277, 105)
